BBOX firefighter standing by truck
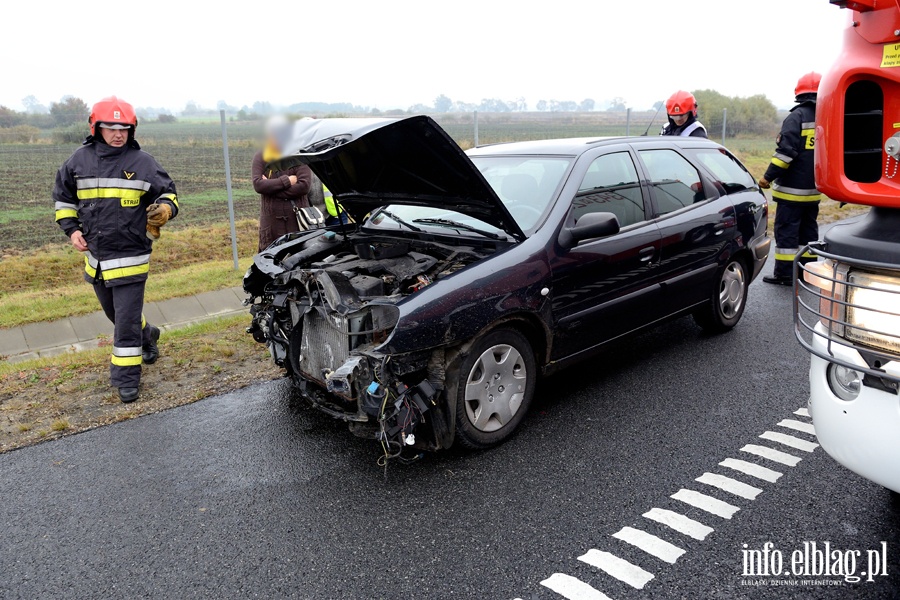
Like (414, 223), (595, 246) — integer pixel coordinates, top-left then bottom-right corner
(758, 72), (822, 285)
(53, 96), (178, 403)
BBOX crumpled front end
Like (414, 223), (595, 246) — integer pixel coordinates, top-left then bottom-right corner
(244, 231), (495, 455)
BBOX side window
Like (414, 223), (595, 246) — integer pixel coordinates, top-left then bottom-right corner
(690, 148), (755, 194)
(638, 149), (705, 215)
(572, 152), (645, 228)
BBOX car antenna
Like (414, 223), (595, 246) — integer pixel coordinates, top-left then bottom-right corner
(641, 102), (665, 136)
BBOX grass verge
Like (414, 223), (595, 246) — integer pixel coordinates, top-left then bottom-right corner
(0, 220), (260, 328)
(0, 315), (281, 452)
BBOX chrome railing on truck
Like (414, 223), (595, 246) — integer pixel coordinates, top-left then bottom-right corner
(793, 243), (900, 386)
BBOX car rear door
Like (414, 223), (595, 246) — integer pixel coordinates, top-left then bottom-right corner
(635, 146), (736, 310)
(549, 149), (664, 361)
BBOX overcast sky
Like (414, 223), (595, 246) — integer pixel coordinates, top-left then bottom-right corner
(2, 0), (848, 113)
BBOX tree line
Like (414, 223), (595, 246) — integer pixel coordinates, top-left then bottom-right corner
(0, 96), (179, 144)
(0, 89), (782, 142)
(692, 90), (779, 137)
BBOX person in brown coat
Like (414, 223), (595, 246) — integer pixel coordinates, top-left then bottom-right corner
(251, 116), (312, 251)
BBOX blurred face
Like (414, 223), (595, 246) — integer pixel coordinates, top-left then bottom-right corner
(100, 126), (129, 147)
(669, 113), (689, 127)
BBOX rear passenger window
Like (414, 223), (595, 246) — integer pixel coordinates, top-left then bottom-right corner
(638, 149), (705, 215)
(572, 152), (645, 228)
(690, 148), (755, 194)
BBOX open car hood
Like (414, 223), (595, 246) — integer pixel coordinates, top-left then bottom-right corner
(269, 116), (525, 240)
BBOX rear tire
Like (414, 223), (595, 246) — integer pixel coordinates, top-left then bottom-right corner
(694, 257), (749, 333)
(453, 328), (536, 450)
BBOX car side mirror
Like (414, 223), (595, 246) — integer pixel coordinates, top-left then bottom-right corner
(559, 212), (620, 249)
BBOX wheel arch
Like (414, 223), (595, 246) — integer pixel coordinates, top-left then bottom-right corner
(729, 247), (755, 279)
(439, 312), (549, 449)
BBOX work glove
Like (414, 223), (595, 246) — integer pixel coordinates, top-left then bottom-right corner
(146, 203), (172, 240)
(757, 178), (770, 189)
(147, 203), (172, 226)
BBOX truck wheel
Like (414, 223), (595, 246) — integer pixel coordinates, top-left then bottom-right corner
(694, 257), (748, 333)
(454, 329), (536, 450)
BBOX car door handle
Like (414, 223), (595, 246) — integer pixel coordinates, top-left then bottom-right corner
(639, 246), (655, 262)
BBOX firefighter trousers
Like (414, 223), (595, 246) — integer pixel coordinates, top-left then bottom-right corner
(773, 200), (819, 278)
(93, 280), (151, 388)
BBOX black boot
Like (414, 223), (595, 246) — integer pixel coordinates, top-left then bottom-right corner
(763, 275), (793, 286)
(119, 387), (139, 403)
(143, 325), (161, 364)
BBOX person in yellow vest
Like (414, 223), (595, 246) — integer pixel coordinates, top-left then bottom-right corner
(323, 185), (350, 226)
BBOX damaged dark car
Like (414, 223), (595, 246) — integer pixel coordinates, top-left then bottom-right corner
(243, 116), (770, 458)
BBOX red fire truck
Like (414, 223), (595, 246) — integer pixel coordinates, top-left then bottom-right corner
(795, 0), (900, 494)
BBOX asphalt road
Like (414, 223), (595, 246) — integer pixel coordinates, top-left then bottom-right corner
(2, 254), (899, 600)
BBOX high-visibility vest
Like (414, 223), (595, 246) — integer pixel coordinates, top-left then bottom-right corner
(323, 185), (339, 217)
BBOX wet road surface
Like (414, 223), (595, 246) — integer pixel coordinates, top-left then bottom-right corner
(2, 259), (899, 599)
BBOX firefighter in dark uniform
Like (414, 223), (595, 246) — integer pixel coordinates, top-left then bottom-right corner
(660, 90), (708, 138)
(53, 96), (179, 402)
(759, 72), (821, 285)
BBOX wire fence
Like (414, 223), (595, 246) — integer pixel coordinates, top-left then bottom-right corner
(0, 110), (750, 259)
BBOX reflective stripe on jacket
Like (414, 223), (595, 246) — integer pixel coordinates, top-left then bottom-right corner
(763, 101), (821, 202)
(53, 138), (178, 286)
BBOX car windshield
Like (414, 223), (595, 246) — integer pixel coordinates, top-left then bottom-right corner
(362, 155), (571, 238)
(470, 155), (571, 231)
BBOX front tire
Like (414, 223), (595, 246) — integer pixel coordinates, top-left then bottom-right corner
(694, 257), (749, 333)
(454, 329), (536, 450)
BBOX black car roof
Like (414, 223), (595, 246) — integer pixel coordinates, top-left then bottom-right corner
(466, 136), (725, 157)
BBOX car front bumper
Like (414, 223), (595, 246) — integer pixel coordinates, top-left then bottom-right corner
(809, 323), (900, 493)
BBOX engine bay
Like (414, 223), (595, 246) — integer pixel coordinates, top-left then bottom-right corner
(243, 229), (500, 459)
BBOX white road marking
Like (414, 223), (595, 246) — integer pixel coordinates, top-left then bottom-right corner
(719, 458), (783, 483)
(642, 507), (713, 541)
(612, 526), (685, 564)
(696, 472), (763, 500)
(540, 573), (613, 600)
(777, 419), (816, 436)
(523, 409), (824, 597)
(740, 444), (802, 467)
(760, 431), (819, 452)
(671, 489), (740, 519)
(578, 549), (654, 589)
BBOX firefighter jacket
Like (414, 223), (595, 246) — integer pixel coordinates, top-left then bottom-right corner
(53, 138), (179, 286)
(763, 100), (820, 202)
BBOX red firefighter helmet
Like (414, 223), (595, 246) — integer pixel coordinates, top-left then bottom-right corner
(666, 90), (698, 117)
(794, 72), (822, 98)
(88, 96), (137, 135)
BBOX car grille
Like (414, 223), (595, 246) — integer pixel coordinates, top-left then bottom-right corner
(299, 310), (350, 385)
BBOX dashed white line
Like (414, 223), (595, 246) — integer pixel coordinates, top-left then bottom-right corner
(540, 573), (613, 600)
(671, 489), (740, 519)
(760, 430), (819, 452)
(719, 457), (783, 483)
(612, 526), (685, 564)
(740, 444), (802, 467)
(525, 408), (821, 597)
(578, 549), (654, 589)
(695, 472), (763, 500)
(776, 419), (816, 436)
(642, 507), (713, 541)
